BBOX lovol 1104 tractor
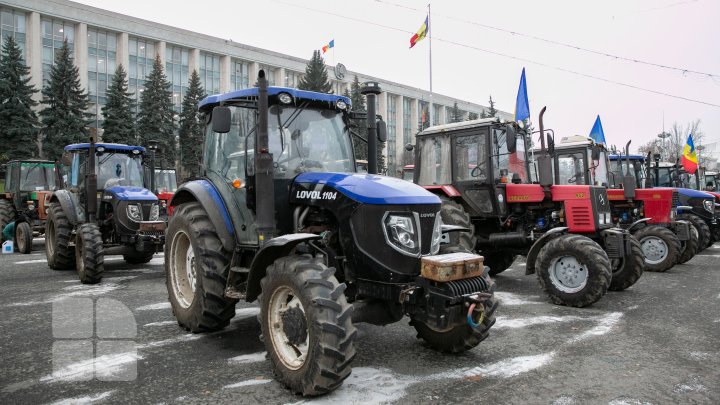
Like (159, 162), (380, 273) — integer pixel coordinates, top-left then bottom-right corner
(409, 107), (643, 307)
(164, 72), (497, 396)
(549, 137), (694, 271)
(1, 160), (60, 253)
(45, 142), (165, 283)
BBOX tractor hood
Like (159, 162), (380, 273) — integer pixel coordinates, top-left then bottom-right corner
(106, 186), (158, 201)
(293, 172), (440, 205)
(676, 188), (713, 199)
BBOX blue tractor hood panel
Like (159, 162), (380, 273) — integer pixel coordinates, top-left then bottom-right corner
(294, 172), (441, 205)
(107, 186), (158, 201)
(676, 188), (713, 199)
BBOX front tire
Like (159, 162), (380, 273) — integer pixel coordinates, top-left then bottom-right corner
(15, 222), (33, 254)
(608, 234), (644, 291)
(0, 199), (15, 231)
(438, 196), (476, 252)
(677, 224), (699, 265)
(123, 247), (155, 264)
(535, 234), (611, 307)
(484, 253), (517, 276)
(76, 223), (104, 284)
(165, 202), (237, 332)
(679, 213), (711, 252)
(259, 256), (356, 396)
(632, 225), (680, 272)
(45, 202), (75, 270)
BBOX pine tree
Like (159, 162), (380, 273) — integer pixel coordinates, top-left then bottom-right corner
(486, 95), (498, 117)
(137, 55), (176, 161)
(40, 39), (91, 161)
(298, 50), (333, 93)
(178, 70), (206, 180)
(0, 35), (39, 159)
(450, 102), (463, 123)
(349, 76), (367, 162)
(101, 64), (135, 144)
(467, 111), (479, 121)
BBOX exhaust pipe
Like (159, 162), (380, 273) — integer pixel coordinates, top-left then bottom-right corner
(255, 70), (276, 244)
(86, 137), (97, 222)
(361, 82), (382, 175)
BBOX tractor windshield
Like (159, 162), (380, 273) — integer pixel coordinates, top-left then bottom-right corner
(705, 173), (718, 191)
(556, 152), (586, 185)
(19, 162), (56, 192)
(491, 128), (528, 183)
(155, 169), (178, 193)
(609, 159), (644, 188)
(205, 104), (354, 182)
(96, 153), (145, 189)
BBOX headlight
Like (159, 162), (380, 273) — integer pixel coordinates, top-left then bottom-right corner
(28, 204), (35, 211)
(278, 92), (292, 104)
(703, 200), (713, 212)
(127, 204), (142, 222)
(670, 209), (676, 220)
(382, 213), (420, 256)
(598, 214), (606, 225)
(429, 213), (442, 255)
(149, 204), (160, 221)
(336, 100), (348, 110)
(605, 212), (612, 224)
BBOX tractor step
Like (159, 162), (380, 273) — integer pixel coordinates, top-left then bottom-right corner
(225, 267), (249, 299)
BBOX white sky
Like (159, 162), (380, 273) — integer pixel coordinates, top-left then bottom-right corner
(75, 0), (720, 152)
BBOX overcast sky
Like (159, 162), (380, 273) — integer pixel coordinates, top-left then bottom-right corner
(75, 0), (720, 152)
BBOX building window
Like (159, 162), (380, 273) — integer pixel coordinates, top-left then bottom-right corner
(199, 52), (220, 95)
(418, 100), (429, 130)
(41, 18), (75, 84)
(402, 97), (412, 145)
(386, 95), (397, 175)
(230, 59), (248, 90)
(433, 104), (442, 126)
(87, 28), (117, 128)
(165, 45), (189, 112)
(284, 70), (301, 88)
(259, 65), (275, 86)
(128, 37), (156, 114)
(0, 8), (26, 58)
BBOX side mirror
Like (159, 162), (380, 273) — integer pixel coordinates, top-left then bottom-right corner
(376, 119), (387, 142)
(591, 146), (601, 160)
(211, 106), (232, 134)
(405, 143), (414, 152)
(506, 124), (517, 153)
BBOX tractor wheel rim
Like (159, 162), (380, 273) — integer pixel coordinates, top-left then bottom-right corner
(548, 255), (588, 293)
(170, 230), (195, 309)
(268, 285), (309, 371)
(640, 236), (668, 264)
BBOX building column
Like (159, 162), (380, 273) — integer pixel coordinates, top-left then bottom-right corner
(26, 11), (42, 104)
(438, 105), (447, 125)
(189, 48), (200, 75)
(278, 67), (286, 87)
(395, 96), (404, 174)
(75, 22), (88, 91)
(116, 32), (129, 71)
(220, 55), (231, 92)
(157, 41), (166, 66)
(248, 61), (259, 84)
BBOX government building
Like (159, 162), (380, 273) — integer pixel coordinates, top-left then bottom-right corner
(1, 0), (510, 175)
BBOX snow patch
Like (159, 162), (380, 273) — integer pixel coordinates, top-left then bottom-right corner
(40, 352), (141, 383)
(673, 376), (707, 393)
(48, 390), (116, 405)
(103, 275), (139, 282)
(494, 291), (542, 306)
(552, 395), (576, 405)
(59, 283), (121, 298)
(224, 379), (272, 389)
(569, 312), (623, 343)
(228, 352), (266, 364)
(13, 259), (47, 265)
(234, 307), (261, 319)
(435, 352), (555, 380)
(495, 315), (583, 329)
(135, 302), (171, 311)
(689, 352), (713, 360)
(143, 320), (177, 327)
(137, 333), (202, 349)
(608, 398), (653, 405)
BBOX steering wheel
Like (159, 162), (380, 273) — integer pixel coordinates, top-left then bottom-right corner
(471, 164), (485, 179)
(567, 172), (581, 184)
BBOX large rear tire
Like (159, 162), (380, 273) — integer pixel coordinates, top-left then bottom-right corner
(679, 213), (711, 252)
(535, 234), (611, 307)
(677, 224), (699, 265)
(75, 223), (104, 284)
(411, 274), (497, 353)
(0, 199), (15, 231)
(259, 256), (356, 396)
(45, 202), (75, 270)
(484, 253), (517, 276)
(165, 202), (237, 332)
(632, 225), (680, 272)
(608, 234), (644, 291)
(15, 221), (33, 254)
(123, 247), (155, 264)
(438, 196), (476, 252)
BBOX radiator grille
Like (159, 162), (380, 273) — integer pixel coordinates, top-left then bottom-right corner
(672, 191), (680, 207)
(571, 206), (592, 227)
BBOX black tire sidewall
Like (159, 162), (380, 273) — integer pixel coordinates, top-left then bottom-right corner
(633, 225), (680, 272)
(15, 222), (33, 254)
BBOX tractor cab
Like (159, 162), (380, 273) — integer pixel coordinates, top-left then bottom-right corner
(546, 135), (610, 187)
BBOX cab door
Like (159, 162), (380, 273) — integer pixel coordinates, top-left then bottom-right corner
(451, 127), (497, 217)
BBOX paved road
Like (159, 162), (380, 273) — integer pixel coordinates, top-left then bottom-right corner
(1, 239), (719, 404)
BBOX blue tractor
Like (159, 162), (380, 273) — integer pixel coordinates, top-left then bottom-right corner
(164, 72), (498, 395)
(45, 142), (165, 283)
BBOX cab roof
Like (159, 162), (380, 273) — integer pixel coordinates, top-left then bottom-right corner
(198, 86), (351, 110)
(417, 117), (501, 136)
(64, 143), (145, 153)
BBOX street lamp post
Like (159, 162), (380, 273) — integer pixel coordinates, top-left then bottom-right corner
(657, 132), (671, 161)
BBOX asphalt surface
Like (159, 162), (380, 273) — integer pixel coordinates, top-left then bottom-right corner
(1, 239), (719, 405)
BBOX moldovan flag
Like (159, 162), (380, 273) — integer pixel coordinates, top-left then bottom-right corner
(322, 39), (334, 54)
(514, 68), (530, 122)
(681, 133), (699, 174)
(589, 115), (606, 145)
(410, 16), (428, 48)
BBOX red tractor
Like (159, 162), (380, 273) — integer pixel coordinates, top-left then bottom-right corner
(409, 107), (643, 307)
(154, 168), (177, 218)
(548, 137), (694, 271)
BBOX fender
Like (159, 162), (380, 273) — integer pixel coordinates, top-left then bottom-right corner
(627, 217), (651, 233)
(440, 224), (471, 245)
(245, 233), (321, 302)
(170, 180), (235, 252)
(525, 227), (568, 275)
(50, 190), (80, 225)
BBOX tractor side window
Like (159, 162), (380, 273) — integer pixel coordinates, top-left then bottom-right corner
(454, 134), (487, 182)
(591, 150), (609, 186)
(69, 153), (85, 188)
(557, 152), (586, 185)
(417, 135), (450, 186)
(206, 106), (255, 181)
(492, 129), (528, 183)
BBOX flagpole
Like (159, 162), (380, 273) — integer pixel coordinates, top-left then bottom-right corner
(428, 3), (434, 127)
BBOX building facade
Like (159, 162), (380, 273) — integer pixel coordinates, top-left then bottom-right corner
(1, 0), (511, 176)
